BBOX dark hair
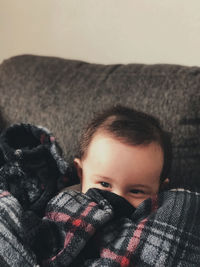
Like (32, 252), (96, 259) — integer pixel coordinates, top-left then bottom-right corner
(77, 105), (172, 182)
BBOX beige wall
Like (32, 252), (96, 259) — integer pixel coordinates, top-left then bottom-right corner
(1, 0), (200, 66)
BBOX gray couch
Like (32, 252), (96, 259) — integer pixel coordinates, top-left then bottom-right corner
(0, 54), (200, 189)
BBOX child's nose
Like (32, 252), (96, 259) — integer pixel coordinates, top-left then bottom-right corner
(111, 189), (125, 199)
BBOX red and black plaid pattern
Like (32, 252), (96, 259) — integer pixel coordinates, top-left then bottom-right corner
(35, 188), (200, 266)
(0, 188), (200, 266)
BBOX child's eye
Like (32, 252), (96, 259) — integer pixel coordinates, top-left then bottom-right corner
(100, 182), (110, 188)
(130, 189), (145, 194)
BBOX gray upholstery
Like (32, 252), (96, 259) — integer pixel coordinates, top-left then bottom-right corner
(0, 54), (200, 188)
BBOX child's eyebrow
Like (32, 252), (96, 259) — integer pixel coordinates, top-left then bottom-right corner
(131, 184), (151, 190)
(95, 175), (112, 181)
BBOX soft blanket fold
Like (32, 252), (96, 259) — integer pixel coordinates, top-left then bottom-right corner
(0, 123), (75, 216)
(0, 188), (200, 266)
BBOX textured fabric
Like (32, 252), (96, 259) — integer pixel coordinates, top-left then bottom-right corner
(0, 191), (37, 266)
(0, 188), (200, 266)
(0, 123), (76, 216)
(0, 55), (200, 188)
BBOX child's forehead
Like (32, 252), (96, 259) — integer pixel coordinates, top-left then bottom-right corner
(84, 133), (164, 187)
(89, 132), (163, 158)
(92, 130), (127, 143)
(91, 131), (161, 149)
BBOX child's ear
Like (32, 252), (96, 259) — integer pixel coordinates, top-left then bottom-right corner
(73, 158), (83, 182)
(160, 178), (170, 190)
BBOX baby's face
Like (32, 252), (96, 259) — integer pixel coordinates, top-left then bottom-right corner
(74, 133), (165, 208)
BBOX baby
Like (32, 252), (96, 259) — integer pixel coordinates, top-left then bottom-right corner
(74, 105), (171, 208)
(2, 106), (200, 267)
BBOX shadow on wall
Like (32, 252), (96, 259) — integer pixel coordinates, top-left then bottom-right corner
(0, 110), (8, 133)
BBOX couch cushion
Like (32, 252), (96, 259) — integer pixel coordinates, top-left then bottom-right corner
(0, 54), (200, 188)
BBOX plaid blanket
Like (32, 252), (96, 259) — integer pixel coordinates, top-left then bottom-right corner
(1, 187), (200, 266)
(0, 124), (200, 266)
(0, 123), (78, 216)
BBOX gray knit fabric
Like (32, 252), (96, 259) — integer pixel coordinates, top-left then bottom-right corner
(0, 55), (200, 188)
(0, 191), (37, 266)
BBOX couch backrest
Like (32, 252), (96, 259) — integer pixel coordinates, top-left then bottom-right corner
(0, 54), (200, 188)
